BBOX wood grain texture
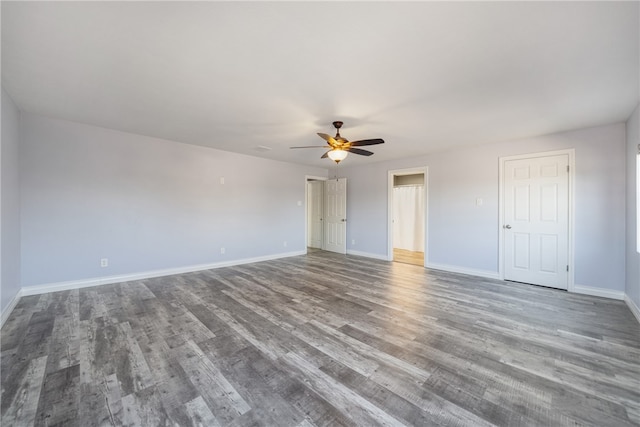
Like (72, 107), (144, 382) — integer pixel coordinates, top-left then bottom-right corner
(393, 249), (424, 267)
(2, 251), (639, 426)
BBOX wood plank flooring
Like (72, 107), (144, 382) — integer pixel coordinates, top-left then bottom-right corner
(2, 251), (639, 426)
(393, 248), (424, 266)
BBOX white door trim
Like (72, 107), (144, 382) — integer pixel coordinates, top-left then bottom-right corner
(304, 175), (328, 253)
(387, 167), (428, 265)
(498, 149), (575, 292)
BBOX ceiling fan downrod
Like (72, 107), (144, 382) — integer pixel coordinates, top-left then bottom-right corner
(333, 121), (343, 140)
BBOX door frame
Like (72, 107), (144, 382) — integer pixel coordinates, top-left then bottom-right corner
(305, 175), (328, 252)
(498, 149), (575, 291)
(387, 167), (428, 265)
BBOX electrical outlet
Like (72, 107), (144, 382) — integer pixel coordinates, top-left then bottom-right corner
(283, 241), (288, 247)
(100, 258), (108, 267)
(220, 247), (226, 254)
(352, 239), (356, 245)
(220, 177), (225, 185)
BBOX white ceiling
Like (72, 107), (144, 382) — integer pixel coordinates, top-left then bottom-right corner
(2, 1), (639, 168)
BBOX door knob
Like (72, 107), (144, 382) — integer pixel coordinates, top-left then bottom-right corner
(341, 219), (347, 222)
(503, 224), (512, 229)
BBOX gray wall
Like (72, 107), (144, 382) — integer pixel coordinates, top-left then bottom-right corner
(20, 113), (327, 287)
(1, 88), (22, 314)
(8, 109), (635, 301)
(342, 123), (627, 292)
(626, 104), (640, 309)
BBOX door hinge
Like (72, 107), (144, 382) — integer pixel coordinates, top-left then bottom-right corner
(566, 165), (570, 173)
(566, 265), (569, 272)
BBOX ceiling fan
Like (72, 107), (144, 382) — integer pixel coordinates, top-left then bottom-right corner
(291, 121), (384, 163)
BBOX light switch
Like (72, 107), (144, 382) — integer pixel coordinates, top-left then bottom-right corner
(476, 197), (483, 206)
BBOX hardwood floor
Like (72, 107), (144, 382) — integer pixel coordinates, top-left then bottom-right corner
(393, 248), (424, 266)
(2, 251), (639, 426)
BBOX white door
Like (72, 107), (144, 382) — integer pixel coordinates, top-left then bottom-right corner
(324, 178), (347, 254)
(504, 154), (569, 289)
(308, 181), (323, 249)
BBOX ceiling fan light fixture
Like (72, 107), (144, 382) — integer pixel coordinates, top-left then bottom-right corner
(290, 120), (384, 162)
(327, 149), (348, 163)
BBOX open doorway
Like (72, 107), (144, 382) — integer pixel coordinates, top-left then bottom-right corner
(307, 179), (324, 250)
(388, 168), (427, 266)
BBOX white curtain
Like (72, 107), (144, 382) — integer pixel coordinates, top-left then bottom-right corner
(393, 185), (425, 251)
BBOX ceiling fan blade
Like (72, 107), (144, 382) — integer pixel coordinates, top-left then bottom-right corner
(317, 133), (339, 147)
(349, 138), (384, 147)
(290, 146), (329, 149)
(347, 147), (374, 156)
(321, 151), (330, 159)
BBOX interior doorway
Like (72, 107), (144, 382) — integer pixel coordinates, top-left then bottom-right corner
(307, 180), (323, 249)
(306, 176), (347, 255)
(388, 168), (427, 266)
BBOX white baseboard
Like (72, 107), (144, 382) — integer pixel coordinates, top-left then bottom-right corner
(624, 294), (640, 323)
(346, 249), (390, 261)
(572, 284), (625, 300)
(1, 288), (23, 329)
(20, 250), (306, 297)
(425, 262), (501, 280)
